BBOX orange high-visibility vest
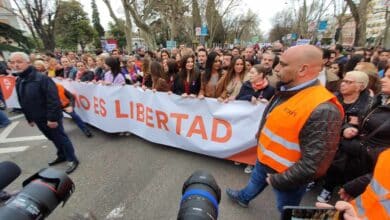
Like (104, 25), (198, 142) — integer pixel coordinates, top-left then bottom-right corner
(351, 148), (390, 220)
(56, 84), (70, 108)
(257, 85), (343, 173)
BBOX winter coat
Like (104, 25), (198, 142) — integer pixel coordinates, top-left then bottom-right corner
(236, 81), (275, 101)
(16, 66), (62, 123)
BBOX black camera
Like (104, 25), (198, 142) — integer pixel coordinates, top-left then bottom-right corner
(0, 162), (74, 220)
(178, 170), (221, 220)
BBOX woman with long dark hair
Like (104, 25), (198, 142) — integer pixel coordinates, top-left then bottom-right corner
(103, 57), (125, 85)
(172, 55), (201, 97)
(163, 58), (178, 91)
(216, 56), (246, 102)
(198, 51), (222, 99)
(150, 61), (170, 92)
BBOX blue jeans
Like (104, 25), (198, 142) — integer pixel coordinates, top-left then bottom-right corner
(0, 110), (10, 128)
(35, 119), (78, 162)
(66, 110), (87, 132)
(238, 160), (306, 212)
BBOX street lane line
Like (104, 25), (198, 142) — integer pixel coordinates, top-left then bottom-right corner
(0, 146), (29, 154)
(0, 121), (19, 141)
(9, 114), (24, 121)
(1, 136), (47, 143)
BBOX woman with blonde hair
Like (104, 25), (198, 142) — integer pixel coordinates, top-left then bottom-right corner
(354, 62), (380, 96)
(317, 70), (373, 203)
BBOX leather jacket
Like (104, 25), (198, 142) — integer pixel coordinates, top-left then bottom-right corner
(259, 80), (344, 190)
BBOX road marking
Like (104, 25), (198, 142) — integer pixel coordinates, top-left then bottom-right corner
(0, 121), (47, 144)
(0, 146), (29, 154)
(106, 203), (125, 219)
(9, 114), (24, 121)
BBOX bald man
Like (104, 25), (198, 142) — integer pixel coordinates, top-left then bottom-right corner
(226, 45), (344, 213)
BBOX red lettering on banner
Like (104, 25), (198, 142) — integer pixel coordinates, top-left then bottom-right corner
(145, 107), (154, 128)
(79, 95), (90, 110)
(100, 99), (107, 117)
(93, 97), (99, 115)
(211, 119), (232, 143)
(155, 110), (169, 131)
(129, 102), (134, 119)
(115, 100), (128, 118)
(187, 116), (207, 140)
(73, 93), (80, 108)
(136, 103), (145, 122)
(170, 113), (189, 135)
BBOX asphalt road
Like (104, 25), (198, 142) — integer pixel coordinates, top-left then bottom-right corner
(0, 112), (324, 220)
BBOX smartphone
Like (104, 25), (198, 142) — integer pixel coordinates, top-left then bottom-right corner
(282, 206), (343, 220)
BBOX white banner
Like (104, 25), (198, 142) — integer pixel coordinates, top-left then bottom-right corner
(1, 77), (265, 163)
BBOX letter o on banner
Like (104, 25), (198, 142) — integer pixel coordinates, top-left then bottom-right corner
(79, 95), (91, 110)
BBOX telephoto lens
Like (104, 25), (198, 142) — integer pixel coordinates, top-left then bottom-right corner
(178, 170), (221, 220)
(0, 167), (74, 220)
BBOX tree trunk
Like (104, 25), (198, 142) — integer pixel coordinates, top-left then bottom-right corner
(121, 0), (133, 52)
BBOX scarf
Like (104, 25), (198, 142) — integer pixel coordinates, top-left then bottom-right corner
(252, 78), (268, 91)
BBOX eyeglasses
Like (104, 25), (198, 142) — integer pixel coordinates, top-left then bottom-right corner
(341, 79), (363, 85)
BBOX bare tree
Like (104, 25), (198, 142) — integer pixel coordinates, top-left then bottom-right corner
(206, 0), (239, 45)
(332, 0), (352, 43)
(345, 0), (372, 46)
(1, 0), (59, 51)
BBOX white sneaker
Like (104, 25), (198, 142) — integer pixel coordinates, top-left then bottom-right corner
(317, 189), (332, 203)
(244, 165), (254, 173)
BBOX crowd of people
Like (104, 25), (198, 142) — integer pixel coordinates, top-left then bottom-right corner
(0, 41), (389, 219)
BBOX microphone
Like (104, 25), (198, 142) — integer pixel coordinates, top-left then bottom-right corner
(0, 161), (21, 191)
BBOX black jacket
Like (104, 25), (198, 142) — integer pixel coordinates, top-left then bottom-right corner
(258, 80), (343, 190)
(16, 66), (62, 123)
(172, 73), (201, 96)
(342, 94), (390, 197)
(79, 71), (95, 82)
(236, 81), (275, 101)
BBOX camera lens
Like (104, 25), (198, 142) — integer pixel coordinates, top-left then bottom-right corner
(178, 170), (221, 220)
(0, 168), (74, 220)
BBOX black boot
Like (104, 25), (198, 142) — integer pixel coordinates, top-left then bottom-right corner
(66, 161), (79, 174)
(48, 157), (66, 166)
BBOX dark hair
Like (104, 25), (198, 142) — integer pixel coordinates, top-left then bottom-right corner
(161, 50), (170, 58)
(203, 51), (220, 82)
(198, 48), (208, 56)
(245, 58), (255, 66)
(344, 54), (364, 73)
(335, 44), (343, 53)
(330, 62), (344, 78)
(179, 55), (198, 82)
(223, 56), (245, 88)
(150, 61), (164, 79)
(166, 58), (178, 77)
(252, 64), (270, 79)
(105, 57), (121, 77)
(322, 49), (331, 60)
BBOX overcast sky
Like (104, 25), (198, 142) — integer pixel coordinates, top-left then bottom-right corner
(81, 0), (290, 36)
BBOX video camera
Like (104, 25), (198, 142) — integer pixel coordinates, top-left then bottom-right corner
(0, 161), (74, 220)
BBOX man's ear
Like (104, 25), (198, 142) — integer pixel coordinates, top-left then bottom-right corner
(298, 64), (308, 76)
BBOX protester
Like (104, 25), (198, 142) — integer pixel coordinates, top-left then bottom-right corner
(198, 52), (222, 99)
(317, 71), (372, 203)
(0, 85), (10, 128)
(75, 61), (95, 82)
(56, 83), (92, 138)
(226, 45), (344, 213)
(172, 55), (201, 97)
(103, 57), (125, 85)
(336, 67), (390, 203)
(150, 61), (169, 92)
(216, 56), (246, 102)
(141, 57), (152, 88)
(354, 62), (381, 96)
(121, 55), (142, 85)
(236, 64), (275, 103)
(163, 58), (178, 90)
(316, 148), (390, 220)
(94, 54), (107, 81)
(60, 56), (77, 80)
(33, 60), (47, 74)
(11, 52), (79, 174)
